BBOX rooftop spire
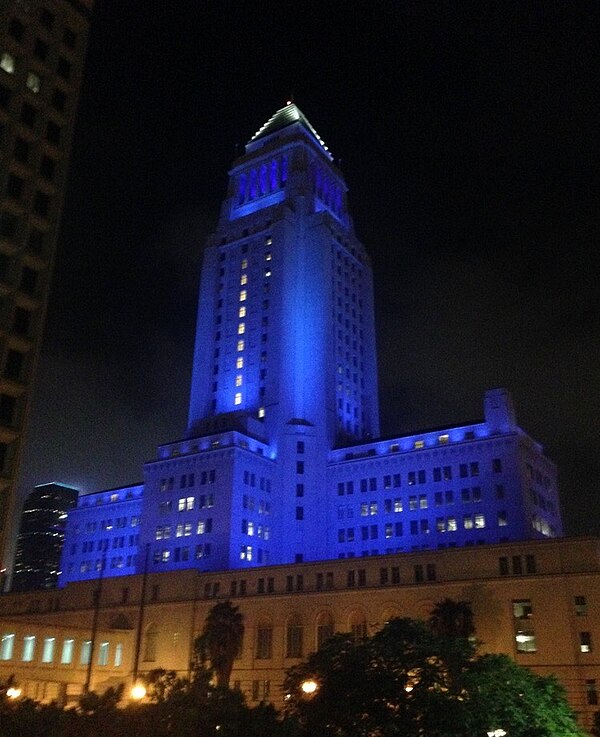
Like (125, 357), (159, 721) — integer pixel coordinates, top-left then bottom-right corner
(250, 102), (332, 159)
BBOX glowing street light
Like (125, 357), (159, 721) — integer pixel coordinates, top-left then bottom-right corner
(300, 678), (318, 695)
(130, 681), (147, 701)
(6, 686), (22, 699)
(487, 730), (507, 737)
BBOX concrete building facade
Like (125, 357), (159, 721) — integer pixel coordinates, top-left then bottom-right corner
(0, 0), (94, 583)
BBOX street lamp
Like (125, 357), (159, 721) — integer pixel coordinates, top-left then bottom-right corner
(487, 730), (507, 737)
(300, 678), (318, 695)
(130, 681), (147, 701)
(6, 686), (22, 699)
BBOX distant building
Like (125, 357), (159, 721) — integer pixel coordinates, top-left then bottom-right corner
(11, 482), (78, 591)
(0, 0), (94, 584)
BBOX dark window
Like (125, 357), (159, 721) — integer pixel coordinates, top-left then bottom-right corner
(20, 102), (36, 127)
(27, 228), (44, 253)
(296, 440), (304, 454)
(512, 556), (523, 575)
(34, 38), (49, 61)
(5, 350), (25, 380)
(414, 564), (424, 582)
(8, 19), (25, 42)
(14, 137), (29, 163)
(525, 554), (536, 574)
(63, 28), (77, 48)
(499, 556), (509, 575)
(0, 395), (16, 425)
(34, 191), (50, 217)
(296, 461), (304, 474)
(6, 174), (24, 200)
(40, 8), (55, 29)
(295, 506), (303, 521)
(46, 121), (60, 145)
(40, 155), (56, 181)
(0, 212), (18, 238)
(20, 267), (37, 295)
(13, 307), (31, 336)
(51, 88), (67, 112)
(0, 83), (11, 108)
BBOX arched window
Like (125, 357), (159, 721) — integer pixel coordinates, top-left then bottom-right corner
(315, 611), (334, 650)
(348, 610), (367, 642)
(286, 614), (303, 658)
(143, 623), (158, 662)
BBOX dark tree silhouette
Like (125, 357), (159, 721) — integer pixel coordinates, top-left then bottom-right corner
(429, 598), (475, 639)
(195, 600), (244, 689)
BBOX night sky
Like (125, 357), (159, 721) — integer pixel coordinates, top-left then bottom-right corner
(18, 1), (599, 537)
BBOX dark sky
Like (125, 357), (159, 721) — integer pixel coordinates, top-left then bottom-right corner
(18, 1), (600, 537)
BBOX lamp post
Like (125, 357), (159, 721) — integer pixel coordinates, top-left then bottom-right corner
(131, 543), (150, 700)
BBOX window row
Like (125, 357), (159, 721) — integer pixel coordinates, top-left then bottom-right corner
(160, 470), (216, 491)
(0, 634), (121, 666)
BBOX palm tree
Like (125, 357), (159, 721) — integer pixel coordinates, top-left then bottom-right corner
(429, 598), (475, 640)
(195, 601), (244, 689)
(429, 598), (475, 695)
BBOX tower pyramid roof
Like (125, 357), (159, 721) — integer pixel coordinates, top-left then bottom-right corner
(250, 102), (332, 159)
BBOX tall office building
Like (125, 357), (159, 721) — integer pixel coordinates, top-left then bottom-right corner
(58, 104), (562, 587)
(0, 0), (94, 582)
(11, 481), (78, 591)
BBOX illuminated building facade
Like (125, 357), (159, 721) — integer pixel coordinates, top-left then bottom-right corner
(0, 0), (94, 584)
(58, 104), (561, 587)
(11, 482), (78, 591)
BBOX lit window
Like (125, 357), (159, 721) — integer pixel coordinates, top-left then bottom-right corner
(474, 513), (485, 528)
(447, 517), (457, 531)
(258, 407), (265, 418)
(264, 268), (272, 277)
(241, 258), (248, 269)
(248, 521), (254, 536)
(97, 641), (109, 666)
(1, 633), (15, 660)
(265, 251), (272, 261)
(240, 273), (248, 285)
(114, 642), (123, 667)
(463, 515), (473, 529)
(234, 392), (242, 405)
(26, 72), (41, 93)
(237, 340), (244, 351)
(80, 640), (91, 665)
(236, 356), (244, 369)
(515, 631), (536, 652)
(235, 374), (243, 387)
(0, 52), (15, 74)
(580, 632), (592, 653)
(414, 440), (424, 449)
(238, 322), (245, 334)
(239, 306), (246, 318)
(61, 639), (74, 664)
(42, 637), (55, 663)
(161, 549), (170, 562)
(239, 290), (247, 301)
(438, 434), (449, 444)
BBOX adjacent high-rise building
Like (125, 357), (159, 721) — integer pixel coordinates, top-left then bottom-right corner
(57, 104), (562, 587)
(11, 481), (78, 591)
(0, 0), (94, 583)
